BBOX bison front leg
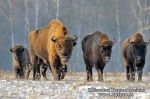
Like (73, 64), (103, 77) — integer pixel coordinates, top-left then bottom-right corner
(126, 66), (130, 81)
(14, 67), (19, 79)
(137, 67), (143, 82)
(20, 67), (25, 79)
(50, 60), (60, 80)
(24, 64), (32, 79)
(60, 65), (67, 80)
(130, 67), (135, 82)
(97, 69), (103, 82)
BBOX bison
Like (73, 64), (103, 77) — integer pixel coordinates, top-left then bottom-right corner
(10, 45), (31, 79)
(122, 33), (150, 81)
(82, 31), (116, 82)
(28, 19), (77, 80)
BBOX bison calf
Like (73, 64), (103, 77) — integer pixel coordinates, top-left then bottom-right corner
(82, 31), (116, 82)
(122, 33), (150, 82)
(10, 45), (31, 79)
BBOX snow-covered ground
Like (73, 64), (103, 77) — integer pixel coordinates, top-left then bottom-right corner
(0, 72), (150, 99)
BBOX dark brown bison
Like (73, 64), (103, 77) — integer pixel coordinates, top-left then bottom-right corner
(82, 31), (116, 82)
(122, 33), (150, 81)
(10, 45), (31, 79)
(28, 19), (77, 80)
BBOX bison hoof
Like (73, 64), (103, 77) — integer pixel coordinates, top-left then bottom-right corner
(98, 79), (103, 82)
(130, 79), (135, 82)
(54, 76), (60, 81)
(33, 73), (41, 80)
(138, 79), (142, 82)
(127, 74), (130, 81)
(60, 75), (64, 80)
(87, 78), (93, 82)
(55, 78), (61, 81)
(42, 76), (48, 80)
(60, 72), (66, 80)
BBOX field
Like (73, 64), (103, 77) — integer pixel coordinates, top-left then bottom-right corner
(0, 71), (150, 99)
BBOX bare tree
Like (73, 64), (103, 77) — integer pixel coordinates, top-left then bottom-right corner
(24, 0), (29, 47)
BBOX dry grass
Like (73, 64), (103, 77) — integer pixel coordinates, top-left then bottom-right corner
(0, 70), (14, 80)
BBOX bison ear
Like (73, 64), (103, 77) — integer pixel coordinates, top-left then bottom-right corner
(10, 48), (13, 52)
(112, 38), (116, 45)
(73, 42), (77, 46)
(51, 36), (57, 42)
(21, 48), (24, 52)
(97, 39), (102, 46)
(66, 35), (78, 41)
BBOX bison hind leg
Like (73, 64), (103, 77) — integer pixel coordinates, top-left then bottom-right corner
(41, 65), (48, 80)
(86, 65), (93, 82)
(84, 57), (93, 82)
(24, 64), (32, 79)
(32, 57), (41, 80)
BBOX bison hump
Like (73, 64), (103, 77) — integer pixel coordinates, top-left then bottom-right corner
(130, 33), (144, 43)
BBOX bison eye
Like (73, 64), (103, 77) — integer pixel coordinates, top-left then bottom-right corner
(130, 41), (134, 45)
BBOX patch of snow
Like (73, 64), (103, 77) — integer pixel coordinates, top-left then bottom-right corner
(0, 73), (150, 99)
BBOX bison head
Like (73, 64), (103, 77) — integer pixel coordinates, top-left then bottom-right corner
(10, 45), (24, 66)
(97, 38), (116, 63)
(128, 39), (150, 66)
(51, 35), (78, 64)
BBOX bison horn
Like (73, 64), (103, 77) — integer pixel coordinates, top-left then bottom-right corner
(128, 39), (134, 44)
(66, 35), (78, 41)
(145, 39), (150, 46)
(51, 36), (57, 42)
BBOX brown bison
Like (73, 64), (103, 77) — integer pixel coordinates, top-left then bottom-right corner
(28, 19), (77, 80)
(82, 31), (116, 82)
(10, 45), (31, 79)
(122, 33), (150, 81)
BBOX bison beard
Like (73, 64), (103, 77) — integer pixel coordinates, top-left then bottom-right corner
(122, 33), (150, 82)
(82, 31), (115, 82)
